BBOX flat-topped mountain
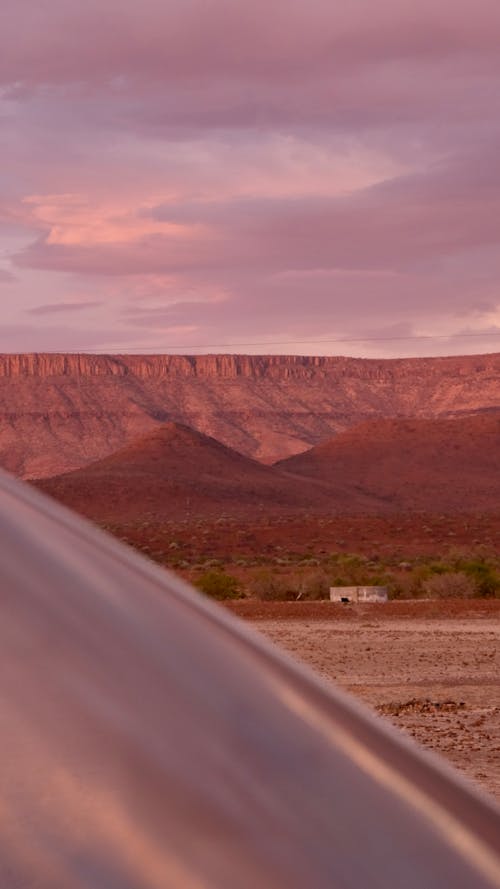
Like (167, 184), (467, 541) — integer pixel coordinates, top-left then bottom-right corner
(1, 352), (499, 478)
(276, 413), (500, 513)
(33, 422), (357, 522)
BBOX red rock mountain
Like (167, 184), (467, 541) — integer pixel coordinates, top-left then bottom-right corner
(1, 352), (499, 478)
(34, 422), (366, 522)
(276, 413), (500, 513)
(34, 414), (500, 520)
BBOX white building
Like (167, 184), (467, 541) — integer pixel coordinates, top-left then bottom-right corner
(329, 586), (388, 604)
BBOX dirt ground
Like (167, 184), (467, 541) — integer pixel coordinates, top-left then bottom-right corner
(117, 512), (500, 563)
(232, 601), (500, 802)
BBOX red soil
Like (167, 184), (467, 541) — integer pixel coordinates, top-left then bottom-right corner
(114, 512), (500, 567)
(32, 422), (382, 522)
(277, 413), (500, 513)
(226, 598), (500, 621)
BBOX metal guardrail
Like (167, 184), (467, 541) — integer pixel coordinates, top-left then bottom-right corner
(0, 469), (499, 888)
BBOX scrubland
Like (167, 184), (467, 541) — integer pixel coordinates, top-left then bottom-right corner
(105, 512), (500, 602)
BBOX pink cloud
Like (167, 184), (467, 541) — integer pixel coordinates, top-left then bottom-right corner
(14, 147), (500, 277)
(1, 0), (499, 354)
(2, 0), (500, 90)
(26, 300), (102, 315)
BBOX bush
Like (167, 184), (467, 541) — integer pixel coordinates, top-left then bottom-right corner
(250, 569), (289, 601)
(249, 568), (331, 601)
(195, 570), (241, 600)
(293, 569), (330, 600)
(327, 554), (368, 585)
(328, 553), (392, 592)
(459, 559), (499, 598)
(422, 571), (477, 599)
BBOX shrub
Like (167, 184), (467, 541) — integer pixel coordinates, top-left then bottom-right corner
(422, 571), (477, 599)
(328, 552), (392, 592)
(293, 569), (330, 600)
(250, 569), (289, 601)
(458, 559), (499, 598)
(196, 570), (241, 600)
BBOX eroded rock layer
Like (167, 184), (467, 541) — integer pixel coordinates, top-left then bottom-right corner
(0, 352), (498, 478)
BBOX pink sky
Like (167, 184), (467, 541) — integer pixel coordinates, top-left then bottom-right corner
(1, 0), (500, 356)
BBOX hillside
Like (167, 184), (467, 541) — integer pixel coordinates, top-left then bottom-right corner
(33, 422), (362, 522)
(276, 414), (500, 513)
(1, 352), (499, 478)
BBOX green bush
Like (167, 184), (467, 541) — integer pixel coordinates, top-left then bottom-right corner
(328, 553), (392, 591)
(195, 570), (241, 600)
(458, 559), (499, 598)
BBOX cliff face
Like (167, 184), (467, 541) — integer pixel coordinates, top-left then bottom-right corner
(0, 352), (499, 478)
(0, 351), (497, 380)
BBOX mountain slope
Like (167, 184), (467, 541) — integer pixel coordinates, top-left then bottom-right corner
(276, 414), (500, 513)
(33, 422), (356, 522)
(1, 352), (499, 478)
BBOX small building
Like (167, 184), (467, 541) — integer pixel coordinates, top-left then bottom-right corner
(329, 586), (388, 604)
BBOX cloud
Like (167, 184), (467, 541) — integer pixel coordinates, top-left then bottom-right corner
(0, 0), (499, 152)
(1, 0), (500, 354)
(26, 300), (102, 315)
(0, 323), (136, 352)
(14, 143), (500, 278)
(2, 0), (500, 89)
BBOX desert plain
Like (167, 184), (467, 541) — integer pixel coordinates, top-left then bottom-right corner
(228, 599), (500, 801)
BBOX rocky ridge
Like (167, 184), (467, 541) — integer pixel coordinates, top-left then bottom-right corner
(0, 352), (499, 478)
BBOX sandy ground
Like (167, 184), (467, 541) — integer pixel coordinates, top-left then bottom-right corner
(249, 611), (500, 801)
